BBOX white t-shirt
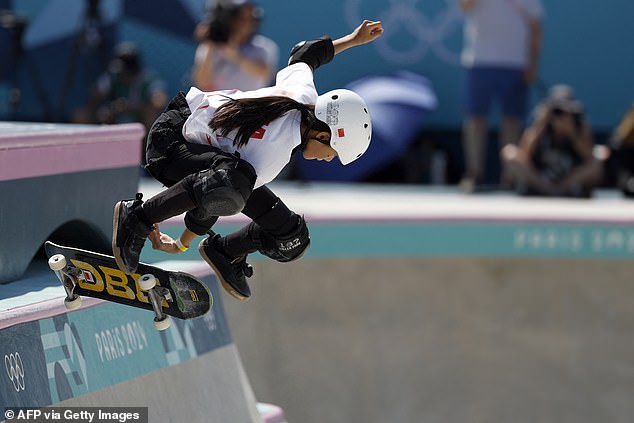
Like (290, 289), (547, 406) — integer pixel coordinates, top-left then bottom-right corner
(182, 62), (318, 188)
(194, 34), (279, 91)
(461, 0), (544, 68)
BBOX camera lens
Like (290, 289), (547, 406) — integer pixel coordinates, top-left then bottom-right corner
(552, 108), (564, 116)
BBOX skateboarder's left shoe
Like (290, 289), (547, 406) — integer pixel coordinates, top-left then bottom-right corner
(199, 233), (253, 301)
(112, 194), (152, 275)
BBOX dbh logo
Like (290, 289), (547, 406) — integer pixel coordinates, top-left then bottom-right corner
(5, 352), (25, 392)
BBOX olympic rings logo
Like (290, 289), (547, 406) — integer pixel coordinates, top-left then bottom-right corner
(345, 0), (463, 65)
(5, 352), (25, 392)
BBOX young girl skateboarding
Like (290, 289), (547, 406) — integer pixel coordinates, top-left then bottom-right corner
(112, 20), (384, 300)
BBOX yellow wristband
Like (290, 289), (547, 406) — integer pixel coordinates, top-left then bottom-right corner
(175, 239), (189, 252)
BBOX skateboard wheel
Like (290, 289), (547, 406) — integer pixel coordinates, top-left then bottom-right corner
(153, 316), (171, 331)
(48, 254), (67, 271)
(139, 274), (157, 291)
(64, 295), (82, 310)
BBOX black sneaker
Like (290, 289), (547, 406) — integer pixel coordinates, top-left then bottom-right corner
(199, 233), (253, 301)
(112, 194), (152, 275)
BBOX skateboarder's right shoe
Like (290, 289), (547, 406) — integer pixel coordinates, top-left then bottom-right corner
(112, 194), (153, 275)
(199, 233), (253, 301)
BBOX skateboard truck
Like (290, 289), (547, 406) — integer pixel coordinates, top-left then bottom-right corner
(138, 274), (172, 331)
(48, 254), (173, 331)
(48, 254), (83, 310)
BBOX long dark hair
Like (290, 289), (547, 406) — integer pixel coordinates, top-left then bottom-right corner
(209, 96), (320, 148)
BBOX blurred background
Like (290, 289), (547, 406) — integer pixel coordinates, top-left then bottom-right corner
(1, 0), (632, 188)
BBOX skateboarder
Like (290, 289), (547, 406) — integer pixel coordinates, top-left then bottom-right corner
(113, 20), (384, 300)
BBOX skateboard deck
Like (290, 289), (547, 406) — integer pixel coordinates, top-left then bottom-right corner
(45, 241), (212, 330)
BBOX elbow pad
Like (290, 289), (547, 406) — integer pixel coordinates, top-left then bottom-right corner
(288, 36), (334, 70)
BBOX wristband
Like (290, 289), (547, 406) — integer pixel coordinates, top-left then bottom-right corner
(175, 238), (189, 252)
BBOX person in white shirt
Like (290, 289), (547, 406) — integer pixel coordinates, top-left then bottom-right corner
(111, 20), (384, 300)
(192, 0), (279, 92)
(459, 0), (544, 192)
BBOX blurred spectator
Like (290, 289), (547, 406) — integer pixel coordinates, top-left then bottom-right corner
(72, 42), (167, 170)
(500, 85), (604, 197)
(72, 41), (168, 131)
(192, 0), (279, 91)
(459, 0), (544, 192)
(610, 103), (634, 197)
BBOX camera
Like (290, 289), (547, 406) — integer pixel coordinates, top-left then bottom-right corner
(205, 2), (241, 43)
(549, 98), (584, 129)
(203, 0), (262, 43)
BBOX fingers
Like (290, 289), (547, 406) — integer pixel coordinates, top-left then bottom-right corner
(357, 20), (384, 42)
(370, 25), (384, 37)
(148, 226), (179, 253)
(149, 235), (165, 251)
(148, 226), (161, 249)
(362, 20), (383, 33)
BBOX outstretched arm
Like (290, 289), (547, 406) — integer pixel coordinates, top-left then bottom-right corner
(333, 20), (384, 55)
(288, 20), (383, 70)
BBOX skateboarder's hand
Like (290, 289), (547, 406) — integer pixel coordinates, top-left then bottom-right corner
(149, 225), (181, 254)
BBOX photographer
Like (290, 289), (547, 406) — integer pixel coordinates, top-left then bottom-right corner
(192, 0), (278, 91)
(72, 42), (167, 131)
(500, 85), (604, 197)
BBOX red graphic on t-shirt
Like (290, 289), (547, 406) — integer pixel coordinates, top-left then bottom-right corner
(251, 127), (266, 139)
(251, 122), (271, 140)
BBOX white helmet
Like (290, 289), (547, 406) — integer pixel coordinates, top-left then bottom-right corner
(314, 89), (372, 165)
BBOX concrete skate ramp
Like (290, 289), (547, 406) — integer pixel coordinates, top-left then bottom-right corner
(57, 345), (261, 422)
(228, 257), (634, 423)
(0, 264), (265, 423)
(201, 186), (634, 423)
(0, 122), (145, 284)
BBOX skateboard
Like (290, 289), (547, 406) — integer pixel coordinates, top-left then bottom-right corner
(45, 241), (212, 331)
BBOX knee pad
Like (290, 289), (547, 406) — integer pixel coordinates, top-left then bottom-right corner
(250, 214), (310, 263)
(192, 167), (254, 216)
(288, 36), (334, 70)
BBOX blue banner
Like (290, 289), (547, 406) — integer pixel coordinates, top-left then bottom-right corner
(0, 322), (51, 413)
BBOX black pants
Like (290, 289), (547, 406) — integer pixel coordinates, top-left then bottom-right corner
(142, 92), (295, 255)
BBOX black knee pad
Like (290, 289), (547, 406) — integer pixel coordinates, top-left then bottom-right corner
(250, 214), (310, 263)
(192, 167), (254, 216)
